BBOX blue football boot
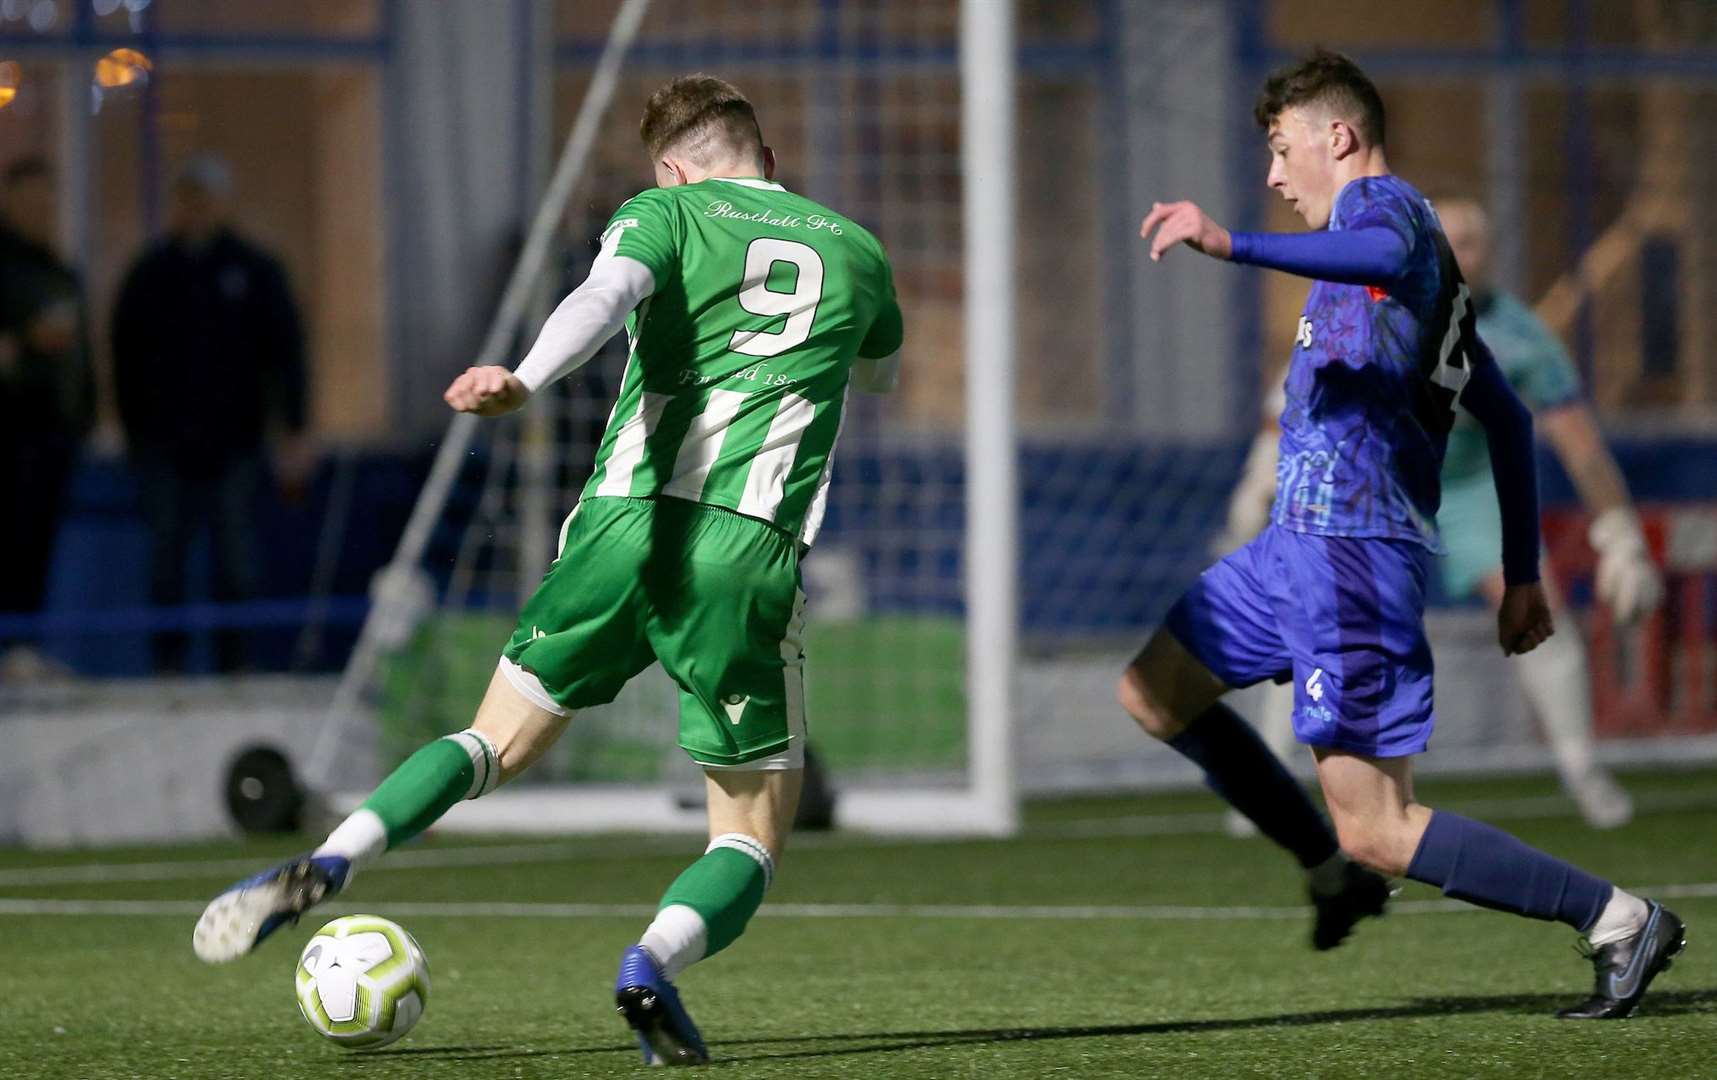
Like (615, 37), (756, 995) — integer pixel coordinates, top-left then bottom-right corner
(192, 853), (351, 963)
(614, 945), (709, 1066)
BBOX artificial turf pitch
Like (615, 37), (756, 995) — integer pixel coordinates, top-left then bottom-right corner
(2, 768), (1713, 1079)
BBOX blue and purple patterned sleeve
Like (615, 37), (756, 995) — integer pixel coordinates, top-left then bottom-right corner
(1228, 227), (1412, 286)
(1229, 180), (1419, 286)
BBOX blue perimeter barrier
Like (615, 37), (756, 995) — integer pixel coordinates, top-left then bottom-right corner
(14, 436), (1715, 675)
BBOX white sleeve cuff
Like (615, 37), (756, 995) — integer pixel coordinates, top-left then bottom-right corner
(851, 352), (900, 394)
(512, 254), (655, 394)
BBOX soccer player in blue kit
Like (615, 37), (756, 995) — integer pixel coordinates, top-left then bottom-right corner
(1124, 51), (1683, 1018)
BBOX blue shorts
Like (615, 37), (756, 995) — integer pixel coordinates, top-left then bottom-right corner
(1164, 526), (1436, 757)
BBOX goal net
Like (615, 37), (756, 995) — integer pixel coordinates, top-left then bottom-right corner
(306, 0), (1020, 835)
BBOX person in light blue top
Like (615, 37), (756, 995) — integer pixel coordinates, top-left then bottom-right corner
(1437, 197), (1663, 825)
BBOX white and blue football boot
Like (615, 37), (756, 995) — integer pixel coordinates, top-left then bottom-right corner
(192, 853), (351, 963)
(614, 945), (709, 1066)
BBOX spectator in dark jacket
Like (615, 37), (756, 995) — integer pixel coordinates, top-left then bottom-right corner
(113, 154), (311, 673)
(0, 157), (93, 681)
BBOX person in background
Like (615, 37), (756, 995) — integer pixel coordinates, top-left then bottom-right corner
(0, 156), (93, 683)
(113, 154), (313, 674)
(1432, 197), (1660, 824)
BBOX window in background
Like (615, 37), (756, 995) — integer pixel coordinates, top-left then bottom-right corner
(146, 0), (379, 37)
(1, 1), (389, 440)
(558, 0), (819, 43)
(1526, 0), (1717, 52)
(140, 66), (386, 438)
(0, 58), (61, 163)
(1522, 82), (1717, 411)
(554, 0), (1108, 431)
(1269, 0), (1493, 49)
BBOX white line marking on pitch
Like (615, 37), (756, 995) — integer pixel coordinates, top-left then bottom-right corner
(0, 838), (697, 887)
(1, 787), (1711, 888)
(2, 883), (1715, 922)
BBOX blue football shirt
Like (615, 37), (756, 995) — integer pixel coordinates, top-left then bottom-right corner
(1273, 175), (1473, 553)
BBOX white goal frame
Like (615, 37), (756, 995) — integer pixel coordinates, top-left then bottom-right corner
(310, 0), (1022, 838)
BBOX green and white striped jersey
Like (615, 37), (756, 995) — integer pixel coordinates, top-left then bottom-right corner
(586, 176), (902, 544)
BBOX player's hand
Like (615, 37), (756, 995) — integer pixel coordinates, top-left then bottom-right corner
(1497, 582), (1555, 656)
(1598, 552), (1664, 626)
(1589, 507), (1664, 625)
(444, 365), (529, 417)
(1140, 201), (1233, 262)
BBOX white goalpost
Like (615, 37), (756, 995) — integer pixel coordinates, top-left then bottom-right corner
(816, 0), (1020, 836)
(304, 0), (1023, 837)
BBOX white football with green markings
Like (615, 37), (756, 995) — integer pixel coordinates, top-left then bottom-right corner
(294, 915), (430, 1050)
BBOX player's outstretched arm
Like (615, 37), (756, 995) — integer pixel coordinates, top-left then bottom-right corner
(1462, 339), (1554, 654)
(444, 253), (658, 418)
(445, 365), (529, 417)
(1139, 201), (1412, 287)
(1539, 403), (1664, 624)
(1139, 201), (1232, 262)
(1225, 227), (1410, 285)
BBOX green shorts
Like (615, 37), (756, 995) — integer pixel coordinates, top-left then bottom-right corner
(501, 495), (806, 768)
(1436, 477), (1507, 599)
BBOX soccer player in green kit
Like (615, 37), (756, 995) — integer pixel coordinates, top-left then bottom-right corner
(193, 75), (904, 1065)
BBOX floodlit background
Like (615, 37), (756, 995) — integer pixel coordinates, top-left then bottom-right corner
(1, 0), (1714, 844)
(3, 5), (1717, 1078)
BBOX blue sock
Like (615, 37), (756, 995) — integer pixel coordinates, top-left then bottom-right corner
(1407, 810), (1612, 931)
(1166, 702), (1339, 870)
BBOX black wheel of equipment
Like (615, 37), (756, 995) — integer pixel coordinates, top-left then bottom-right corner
(224, 744), (305, 834)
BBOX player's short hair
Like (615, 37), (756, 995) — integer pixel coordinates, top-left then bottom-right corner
(1254, 49), (1387, 148)
(640, 74), (763, 164)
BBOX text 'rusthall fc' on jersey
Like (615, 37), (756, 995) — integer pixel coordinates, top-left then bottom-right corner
(1273, 175), (1477, 553)
(587, 176), (902, 546)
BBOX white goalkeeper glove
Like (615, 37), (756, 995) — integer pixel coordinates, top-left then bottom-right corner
(1212, 429), (1279, 556)
(1588, 507), (1664, 626)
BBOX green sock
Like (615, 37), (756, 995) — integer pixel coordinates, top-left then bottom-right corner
(359, 730), (499, 848)
(655, 835), (773, 959)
